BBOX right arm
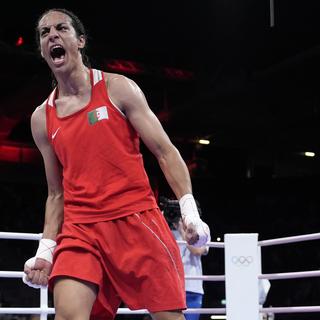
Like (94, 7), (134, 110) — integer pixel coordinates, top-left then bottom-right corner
(23, 103), (64, 288)
(31, 103), (64, 240)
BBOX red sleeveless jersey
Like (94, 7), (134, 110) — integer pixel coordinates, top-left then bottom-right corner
(45, 69), (158, 223)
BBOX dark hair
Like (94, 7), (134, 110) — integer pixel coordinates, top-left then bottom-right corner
(35, 8), (91, 86)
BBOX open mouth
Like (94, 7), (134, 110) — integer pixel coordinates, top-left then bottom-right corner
(50, 45), (66, 64)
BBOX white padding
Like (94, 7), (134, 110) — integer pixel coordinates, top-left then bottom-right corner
(224, 233), (259, 320)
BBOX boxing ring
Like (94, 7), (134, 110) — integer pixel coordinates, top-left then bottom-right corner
(1, 231), (320, 320)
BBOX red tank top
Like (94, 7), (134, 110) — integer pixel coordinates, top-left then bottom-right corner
(45, 69), (158, 223)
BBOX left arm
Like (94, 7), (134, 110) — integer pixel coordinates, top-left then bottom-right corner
(108, 74), (191, 199)
(107, 74), (210, 246)
(177, 218), (209, 255)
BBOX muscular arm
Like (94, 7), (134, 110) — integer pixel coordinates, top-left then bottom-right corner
(107, 74), (210, 247)
(31, 104), (64, 240)
(107, 74), (191, 199)
(23, 104), (64, 287)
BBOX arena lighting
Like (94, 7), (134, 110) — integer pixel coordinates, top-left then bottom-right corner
(0, 144), (40, 163)
(198, 139), (210, 145)
(104, 59), (194, 80)
(15, 36), (24, 46)
(304, 152), (315, 157)
(163, 67), (194, 80)
(105, 59), (145, 74)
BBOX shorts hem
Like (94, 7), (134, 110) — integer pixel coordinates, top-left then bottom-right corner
(49, 274), (100, 291)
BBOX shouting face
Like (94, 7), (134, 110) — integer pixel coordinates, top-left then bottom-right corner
(37, 10), (85, 71)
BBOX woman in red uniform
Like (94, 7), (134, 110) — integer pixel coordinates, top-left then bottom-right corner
(23, 8), (210, 320)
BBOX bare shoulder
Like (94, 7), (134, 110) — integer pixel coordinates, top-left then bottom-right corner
(104, 72), (138, 92)
(30, 101), (48, 146)
(104, 72), (125, 81)
(103, 72), (146, 111)
(31, 101), (46, 126)
(32, 101), (46, 117)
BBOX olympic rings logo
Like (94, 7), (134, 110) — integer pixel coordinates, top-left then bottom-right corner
(231, 255), (253, 267)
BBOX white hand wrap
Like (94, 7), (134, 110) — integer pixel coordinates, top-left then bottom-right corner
(35, 238), (57, 263)
(22, 257), (43, 289)
(22, 239), (56, 289)
(179, 194), (211, 247)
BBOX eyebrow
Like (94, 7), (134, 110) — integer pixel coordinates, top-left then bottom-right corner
(39, 22), (68, 31)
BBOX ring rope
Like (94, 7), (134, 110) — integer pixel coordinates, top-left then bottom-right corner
(0, 271), (226, 281)
(3, 270), (320, 281)
(261, 306), (320, 314)
(259, 270), (320, 280)
(2, 231), (320, 317)
(4, 231), (320, 247)
(258, 232), (320, 247)
(0, 308), (226, 315)
(0, 232), (42, 240)
(0, 232), (224, 247)
(2, 306), (320, 315)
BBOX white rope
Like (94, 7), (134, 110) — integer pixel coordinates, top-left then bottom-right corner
(4, 270), (319, 282)
(3, 231), (320, 248)
(0, 308), (55, 315)
(3, 306), (320, 315)
(0, 232), (224, 247)
(0, 232), (42, 240)
(258, 232), (320, 247)
(0, 271), (24, 278)
(186, 275), (225, 281)
(261, 306), (320, 314)
(0, 308), (226, 315)
(260, 270), (320, 280)
(0, 270), (225, 281)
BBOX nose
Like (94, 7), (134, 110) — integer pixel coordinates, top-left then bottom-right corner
(48, 26), (59, 40)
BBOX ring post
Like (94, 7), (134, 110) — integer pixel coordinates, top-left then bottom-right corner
(40, 287), (48, 320)
(224, 233), (259, 320)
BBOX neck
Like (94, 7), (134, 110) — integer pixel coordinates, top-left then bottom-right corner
(55, 64), (91, 97)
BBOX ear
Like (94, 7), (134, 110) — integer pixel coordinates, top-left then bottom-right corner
(78, 35), (86, 49)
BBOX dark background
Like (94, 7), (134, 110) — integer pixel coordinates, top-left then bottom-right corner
(1, 1), (320, 319)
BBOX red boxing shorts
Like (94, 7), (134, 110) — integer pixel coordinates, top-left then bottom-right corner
(49, 208), (186, 319)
